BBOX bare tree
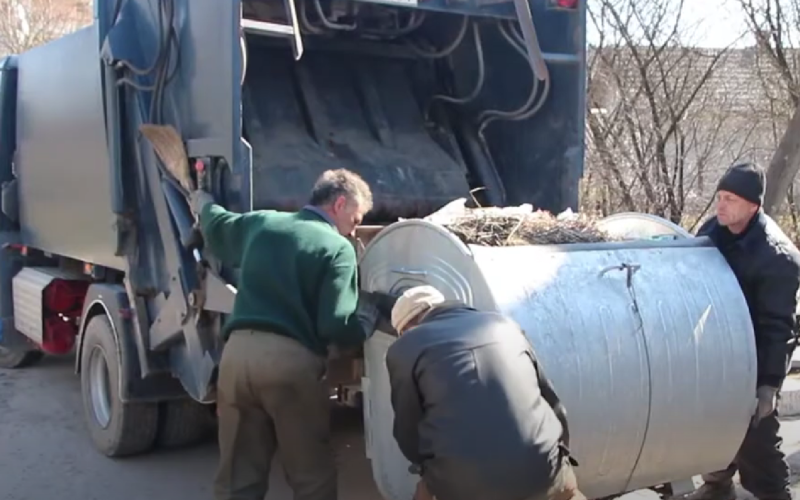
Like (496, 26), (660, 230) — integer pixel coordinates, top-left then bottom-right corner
(0, 0), (92, 55)
(584, 0), (755, 225)
(734, 0), (800, 229)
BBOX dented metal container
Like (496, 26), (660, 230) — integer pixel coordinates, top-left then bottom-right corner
(358, 218), (756, 500)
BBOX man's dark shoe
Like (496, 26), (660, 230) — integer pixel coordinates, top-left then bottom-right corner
(679, 483), (736, 500)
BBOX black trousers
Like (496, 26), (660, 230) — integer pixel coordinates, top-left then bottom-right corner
(702, 406), (790, 500)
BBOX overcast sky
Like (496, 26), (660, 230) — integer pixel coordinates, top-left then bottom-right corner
(585, 0), (757, 49)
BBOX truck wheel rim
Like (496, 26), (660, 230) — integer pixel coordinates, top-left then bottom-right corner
(88, 346), (112, 429)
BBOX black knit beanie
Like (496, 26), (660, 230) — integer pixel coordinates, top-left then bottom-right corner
(716, 162), (766, 206)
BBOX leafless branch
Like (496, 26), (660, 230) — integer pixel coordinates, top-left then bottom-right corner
(584, 0), (749, 224)
(737, 0), (800, 230)
(0, 0), (91, 55)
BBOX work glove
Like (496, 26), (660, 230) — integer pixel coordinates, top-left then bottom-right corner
(753, 385), (778, 426)
(357, 291), (398, 337)
(356, 296), (379, 337)
(189, 189), (214, 216)
(364, 290), (400, 317)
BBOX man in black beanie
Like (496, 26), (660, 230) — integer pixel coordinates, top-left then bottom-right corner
(684, 162), (800, 500)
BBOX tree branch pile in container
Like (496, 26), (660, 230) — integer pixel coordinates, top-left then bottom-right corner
(420, 198), (619, 246)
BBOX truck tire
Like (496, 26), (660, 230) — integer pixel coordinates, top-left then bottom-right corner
(156, 399), (216, 449)
(0, 346), (43, 369)
(80, 314), (158, 457)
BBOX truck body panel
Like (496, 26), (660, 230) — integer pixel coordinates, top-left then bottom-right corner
(0, 0), (592, 475)
(16, 26), (123, 270)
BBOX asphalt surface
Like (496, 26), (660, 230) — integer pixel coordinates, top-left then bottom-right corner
(4, 355), (800, 500)
(0, 354), (380, 500)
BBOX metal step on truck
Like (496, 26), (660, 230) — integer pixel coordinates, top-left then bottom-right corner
(0, 1), (763, 500)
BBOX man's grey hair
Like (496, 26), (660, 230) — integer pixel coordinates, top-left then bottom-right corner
(309, 169), (373, 212)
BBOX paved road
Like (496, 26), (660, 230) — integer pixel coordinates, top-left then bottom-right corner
(0, 355), (380, 500)
(4, 355), (800, 500)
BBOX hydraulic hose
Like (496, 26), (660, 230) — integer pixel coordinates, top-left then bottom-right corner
(426, 21), (486, 113)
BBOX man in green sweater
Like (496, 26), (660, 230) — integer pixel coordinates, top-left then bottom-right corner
(189, 168), (394, 500)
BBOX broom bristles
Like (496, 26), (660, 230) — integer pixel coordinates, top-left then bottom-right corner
(140, 124), (194, 192)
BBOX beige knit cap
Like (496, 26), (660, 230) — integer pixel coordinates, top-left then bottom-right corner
(391, 285), (446, 333)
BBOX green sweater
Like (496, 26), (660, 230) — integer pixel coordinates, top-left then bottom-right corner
(198, 203), (366, 355)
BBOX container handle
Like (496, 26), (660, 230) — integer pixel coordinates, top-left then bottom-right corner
(390, 268), (429, 277)
(598, 263), (641, 287)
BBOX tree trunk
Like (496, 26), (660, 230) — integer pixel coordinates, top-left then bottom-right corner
(764, 102), (800, 215)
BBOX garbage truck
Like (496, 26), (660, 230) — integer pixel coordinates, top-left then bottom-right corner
(0, 0), (761, 499)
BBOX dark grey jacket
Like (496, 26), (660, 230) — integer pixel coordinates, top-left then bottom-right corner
(698, 210), (800, 388)
(385, 303), (571, 500)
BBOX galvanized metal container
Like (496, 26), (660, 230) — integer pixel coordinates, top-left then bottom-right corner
(358, 218), (756, 500)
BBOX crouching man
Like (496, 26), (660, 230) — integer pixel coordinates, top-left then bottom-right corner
(384, 285), (585, 500)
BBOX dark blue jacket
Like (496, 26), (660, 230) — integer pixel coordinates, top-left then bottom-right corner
(385, 303), (571, 500)
(698, 210), (800, 388)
